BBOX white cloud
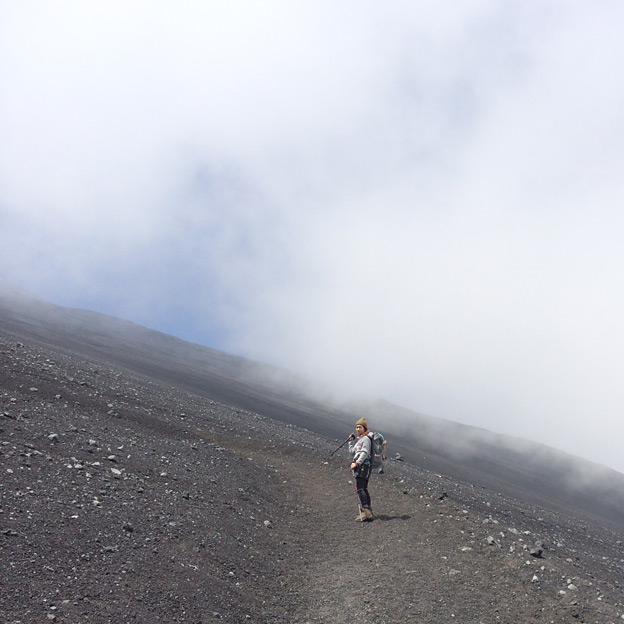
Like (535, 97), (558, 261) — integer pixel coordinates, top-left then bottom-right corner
(2, 1), (624, 472)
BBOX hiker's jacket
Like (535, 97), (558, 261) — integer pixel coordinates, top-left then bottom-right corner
(349, 434), (372, 466)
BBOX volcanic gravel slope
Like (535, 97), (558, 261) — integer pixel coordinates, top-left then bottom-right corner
(2, 331), (624, 623)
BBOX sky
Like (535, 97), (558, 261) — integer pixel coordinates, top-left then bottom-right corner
(2, 1), (624, 473)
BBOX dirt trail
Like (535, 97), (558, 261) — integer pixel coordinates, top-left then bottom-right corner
(225, 437), (620, 624)
(281, 455), (526, 623)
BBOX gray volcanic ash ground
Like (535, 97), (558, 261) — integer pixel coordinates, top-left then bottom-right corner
(1, 331), (624, 623)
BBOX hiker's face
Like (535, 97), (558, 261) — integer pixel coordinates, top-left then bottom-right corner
(355, 424), (365, 436)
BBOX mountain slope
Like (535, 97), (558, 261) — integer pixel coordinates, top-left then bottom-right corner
(1, 328), (623, 623)
(1, 278), (623, 531)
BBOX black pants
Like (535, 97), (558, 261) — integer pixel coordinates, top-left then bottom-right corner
(354, 463), (372, 509)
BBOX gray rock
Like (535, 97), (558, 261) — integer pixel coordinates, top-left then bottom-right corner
(530, 540), (545, 558)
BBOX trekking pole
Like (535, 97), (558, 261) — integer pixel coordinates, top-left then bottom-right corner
(328, 435), (353, 458)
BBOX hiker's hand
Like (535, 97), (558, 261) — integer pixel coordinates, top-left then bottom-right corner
(350, 462), (357, 470)
(348, 433), (355, 441)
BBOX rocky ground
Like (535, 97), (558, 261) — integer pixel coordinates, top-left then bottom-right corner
(2, 331), (624, 623)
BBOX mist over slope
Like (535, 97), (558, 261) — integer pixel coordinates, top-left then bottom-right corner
(1, 278), (623, 530)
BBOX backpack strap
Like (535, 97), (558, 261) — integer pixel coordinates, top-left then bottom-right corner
(367, 432), (374, 462)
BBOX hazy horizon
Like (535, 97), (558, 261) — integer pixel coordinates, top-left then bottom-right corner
(2, 2), (624, 473)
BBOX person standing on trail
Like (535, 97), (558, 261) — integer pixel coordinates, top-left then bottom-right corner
(349, 417), (374, 522)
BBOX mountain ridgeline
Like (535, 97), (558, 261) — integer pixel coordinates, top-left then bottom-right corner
(1, 278), (623, 531)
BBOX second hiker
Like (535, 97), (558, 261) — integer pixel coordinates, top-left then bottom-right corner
(349, 417), (374, 522)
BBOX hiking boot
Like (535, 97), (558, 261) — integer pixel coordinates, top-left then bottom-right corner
(355, 508), (373, 522)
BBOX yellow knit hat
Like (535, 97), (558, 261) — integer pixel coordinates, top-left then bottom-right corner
(355, 417), (368, 430)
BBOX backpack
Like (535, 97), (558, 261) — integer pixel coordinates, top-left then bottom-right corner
(367, 432), (384, 468)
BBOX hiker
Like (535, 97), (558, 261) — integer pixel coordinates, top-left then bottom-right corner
(349, 417), (374, 522)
